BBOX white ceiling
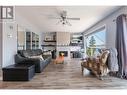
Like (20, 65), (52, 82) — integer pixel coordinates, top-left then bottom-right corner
(15, 6), (121, 33)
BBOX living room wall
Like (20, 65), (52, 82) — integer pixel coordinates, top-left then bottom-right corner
(83, 6), (126, 49)
(1, 9), (42, 68)
(2, 21), (17, 67)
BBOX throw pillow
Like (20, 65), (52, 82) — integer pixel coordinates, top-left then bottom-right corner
(22, 51), (31, 58)
(29, 55), (44, 60)
(43, 51), (51, 55)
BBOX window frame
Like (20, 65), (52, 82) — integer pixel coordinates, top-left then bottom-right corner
(84, 25), (107, 56)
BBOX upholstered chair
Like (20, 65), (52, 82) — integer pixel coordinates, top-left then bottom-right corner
(81, 50), (110, 80)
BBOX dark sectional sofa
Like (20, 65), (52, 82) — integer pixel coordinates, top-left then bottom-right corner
(2, 49), (52, 81)
(15, 49), (52, 73)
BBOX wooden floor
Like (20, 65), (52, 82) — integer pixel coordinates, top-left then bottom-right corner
(0, 59), (127, 89)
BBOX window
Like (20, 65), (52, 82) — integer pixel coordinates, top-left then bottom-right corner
(86, 26), (106, 56)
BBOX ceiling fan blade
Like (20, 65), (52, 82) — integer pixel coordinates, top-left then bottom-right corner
(48, 16), (61, 19)
(67, 22), (72, 26)
(40, 13), (61, 19)
(66, 20), (72, 26)
(66, 18), (80, 20)
(56, 19), (63, 25)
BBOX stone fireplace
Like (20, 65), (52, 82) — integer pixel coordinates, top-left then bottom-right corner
(56, 46), (81, 60)
(56, 46), (70, 60)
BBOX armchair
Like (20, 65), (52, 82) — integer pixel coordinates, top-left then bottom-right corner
(81, 50), (110, 80)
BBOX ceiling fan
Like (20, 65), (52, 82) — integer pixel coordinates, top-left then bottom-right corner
(50, 10), (80, 26)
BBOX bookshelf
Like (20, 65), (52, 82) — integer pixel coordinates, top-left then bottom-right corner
(26, 32), (39, 50)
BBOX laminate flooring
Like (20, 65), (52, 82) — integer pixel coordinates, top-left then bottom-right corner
(0, 59), (127, 89)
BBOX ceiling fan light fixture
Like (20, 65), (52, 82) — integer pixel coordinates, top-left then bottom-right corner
(62, 22), (65, 25)
(55, 10), (80, 26)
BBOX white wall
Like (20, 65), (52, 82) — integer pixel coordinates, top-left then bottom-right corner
(2, 22), (17, 67)
(83, 6), (127, 48)
(0, 6), (17, 68)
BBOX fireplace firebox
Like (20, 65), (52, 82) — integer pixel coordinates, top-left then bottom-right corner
(59, 51), (68, 57)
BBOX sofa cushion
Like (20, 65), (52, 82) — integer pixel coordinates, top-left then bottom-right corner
(42, 55), (51, 60)
(18, 49), (43, 57)
(17, 50), (25, 57)
(22, 50), (31, 58)
(29, 55), (44, 60)
(32, 49), (42, 56)
(43, 51), (51, 55)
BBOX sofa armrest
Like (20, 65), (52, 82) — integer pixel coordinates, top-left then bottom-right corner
(15, 54), (27, 64)
(15, 54), (43, 64)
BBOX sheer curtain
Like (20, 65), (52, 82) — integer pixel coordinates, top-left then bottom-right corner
(116, 14), (127, 79)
